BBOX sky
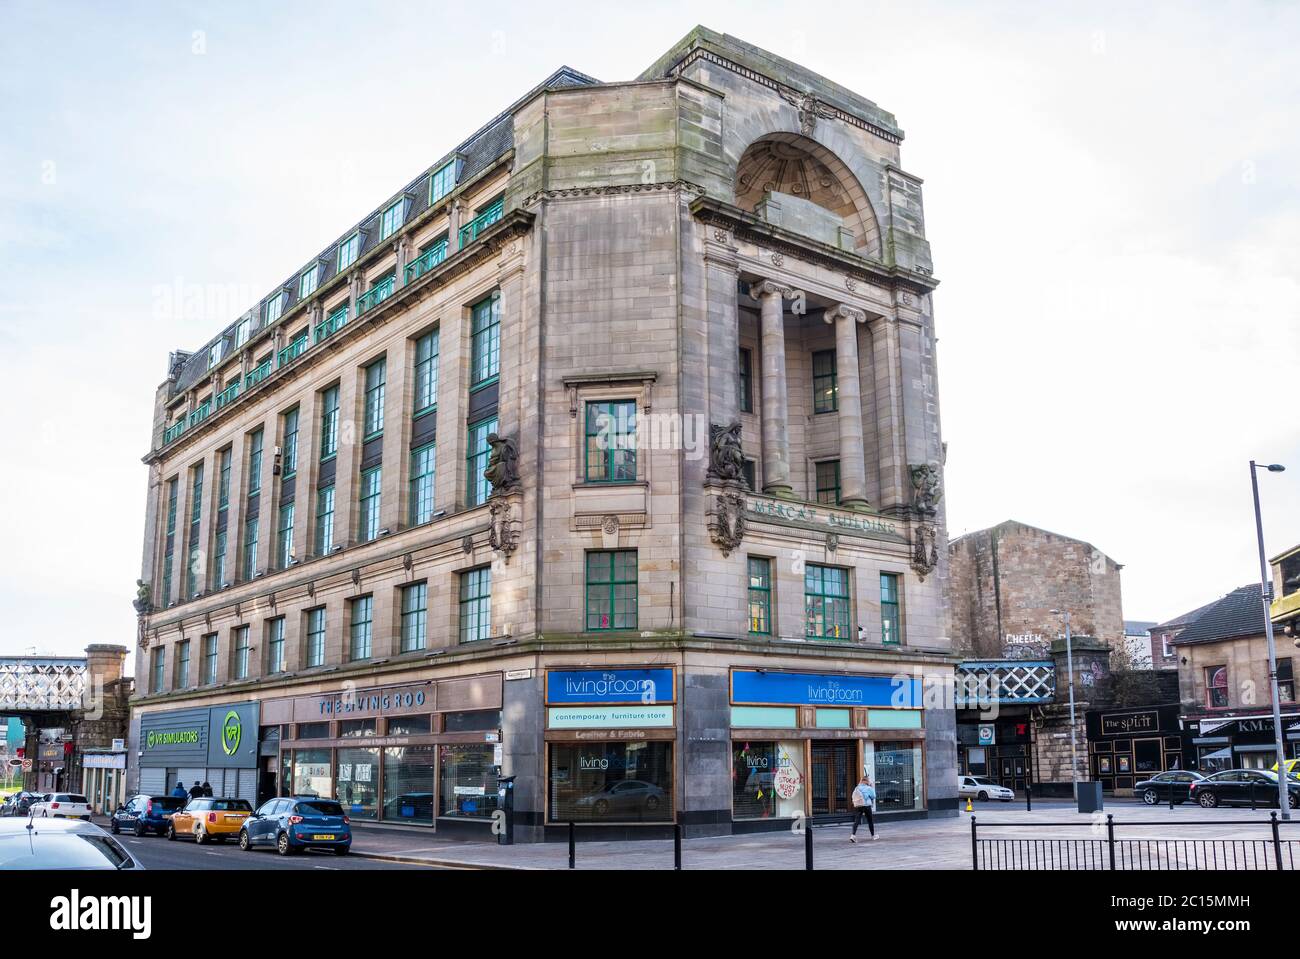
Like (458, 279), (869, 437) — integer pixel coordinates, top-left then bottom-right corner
(1, 0), (1297, 661)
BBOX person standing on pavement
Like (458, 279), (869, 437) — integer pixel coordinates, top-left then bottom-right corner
(849, 774), (877, 842)
(171, 781), (187, 799)
(201, 781), (213, 797)
(188, 780), (204, 800)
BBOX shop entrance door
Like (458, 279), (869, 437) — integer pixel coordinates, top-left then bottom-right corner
(811, 742), (854, 816)
(998, 756), (1027, 793)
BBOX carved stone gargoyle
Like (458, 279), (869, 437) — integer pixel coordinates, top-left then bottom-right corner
(484, 432), (521, 496)
(706, 420), (745, 485)
(133, 579), (152, 615)
(909, 463), (943, 515)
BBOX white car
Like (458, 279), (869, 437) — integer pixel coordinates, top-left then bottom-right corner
(30, 792), (93, 819)
(958, 776), (1014, 802)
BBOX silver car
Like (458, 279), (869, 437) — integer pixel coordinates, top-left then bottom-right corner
(0, 815), (144, 869)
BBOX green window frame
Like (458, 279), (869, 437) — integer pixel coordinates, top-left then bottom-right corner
(247, 428), (264, 495)
(747, 557), (772, 635)
(201, 634), (217, 685)
(466, 416), (497, 508)
(267, 618), (285, 674)
(401, 582), (428, 652)
(742, 458), (757, 493)
(469, 294), (500, 388)
(429, 162), (456, 205)
(414, 329), (439, 414)
(277, 503), (295, 569)
(217, 448), (231, 510)
(363, 357), (386, 438)
(176, 640), (190, 688)
(282, 407), (299, 477)
(584, 550), (638, 631)
(738, 347), (753, 414)
(315, 485), (335, 556)
(380, 199), (404, 240)
(359, 466), (382, 543)
(584, 400), (637, 483)
(880, 573), (901, 646)
(165, 478), (178, 535)
(212, 528), (228, 587)
(350, 595), (373, 661)
(190, 463), (204, 524)
(151, 647), (165, 694)
(812, 349), (838, 414)
(243, 516), (259, 579)
(161, 553), (173, 608)
(805, 564), (850, 641)
(186, 463), (204, 599)
(233, 626), (250, 680)
(338, 232), (360, 272)
(305, 608), (326, 668)
(458, 566), (491, 643)
(815, 460), (841, 506)
(234, 317), (251, 349)
(319, 386), (339, 460)
(299, 266), (318, 300)
(264, 292), (284, 325)
(409, 443), (436, 526)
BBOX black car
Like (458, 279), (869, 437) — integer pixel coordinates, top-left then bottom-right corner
(1134, 770), (1204, 805)
(109, 794), (187, 836)
(1189, 769), (1300, 808)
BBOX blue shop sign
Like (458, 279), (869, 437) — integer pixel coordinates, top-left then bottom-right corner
(546, 668), (675, 706)
(731, 669), (923, 709)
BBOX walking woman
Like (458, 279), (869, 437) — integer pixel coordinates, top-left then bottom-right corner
(849, 773), (877, 842)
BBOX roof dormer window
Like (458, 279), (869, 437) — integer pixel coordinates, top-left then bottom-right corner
(380, 199), (406, 241)
(299, 264), (320, 300)
(338, 232), (360, 272)
(234, 316), (252, 350)
(263, 291), (286, 325)
(429, 161), (458, 206)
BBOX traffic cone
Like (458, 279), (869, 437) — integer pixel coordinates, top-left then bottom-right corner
(965, 797), (973, 813)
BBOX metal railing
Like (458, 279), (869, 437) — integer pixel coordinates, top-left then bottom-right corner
(356, 277), (395, 317)
(163, 420), (186, 444)
(187, 401), (211, 428)
(277, 335), (307, 368)
(404, 243), (447, 284)
(315, 308), (348, 344)
(458, 201), (503, 247)
(214, 380), (241, 410)
(972, 812), (1300, 870)
(244, 359), (271, 389)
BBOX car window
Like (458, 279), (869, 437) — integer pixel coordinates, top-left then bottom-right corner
(186, 799), (209, 812)
(211, 799), (252, 811)
(296, 800), (344, 817)
(156, 797), (186, 811)
(255, 799), (280, 817)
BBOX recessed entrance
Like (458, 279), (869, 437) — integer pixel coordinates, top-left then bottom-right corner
(810, 741), (855, 816)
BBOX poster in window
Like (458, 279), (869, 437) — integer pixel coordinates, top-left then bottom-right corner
(1099, 756), (1112, 774)
(1117, 755), (1130, 773)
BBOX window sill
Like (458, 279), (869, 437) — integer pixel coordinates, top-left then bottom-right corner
(469, 377), (499, 394)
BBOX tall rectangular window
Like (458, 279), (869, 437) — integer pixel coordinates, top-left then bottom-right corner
(233, 626), (250, 680)
(584, 551), (638, 631)
(748, 557), (772, 635)
(234, 317), (251, 349)
(738, 348), (753, 414)
(266, 618), (285, 674)
(299, 266), (318, 300)
(364, 357), (386, 438)
(401, 582), (428, 652)
(319, 386), (339, 460)
(243, 516), (259, 578)
(213, 528), (228, 587)
(305, 608), (326, 668)
(151, 647), (165, 694)
(162, 478), (178, 602)
(815, 460), (841, 506)
(805, 564), (850, 641)
(1205, 666), (1229, 708)
(584, 400), (637, 483)
(458, 567), (492, 643)
(248, 428), (264, 495)
(282, 407), (299, 477)
(812, 349), (838, 414)
(410, 444), (436, 526)
(315, 485), (335, 556)
(380, 199), (404, 240)
(264, 292), (284, 325)
(186, 463), (204, 600)
(338, 232), (359, 271)
(469, 294), (500, 387)
(1280, 659), (1295, 703)
(880, 573), (901, 646)
(429, 161), (456, 204)
(359, 467), (382, 542)
(350, 595), (373, 661)
(277, 503), (295, 569)
(466, 416), (497, 507)
(414, 329), (439, 413)
(202, 633), (218, 685)
(217, 448), (231, 510)
(176, 639), (190, 688)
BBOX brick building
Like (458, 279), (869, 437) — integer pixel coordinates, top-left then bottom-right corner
(130, 27), (957, 841)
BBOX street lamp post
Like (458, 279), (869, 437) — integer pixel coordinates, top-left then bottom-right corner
(1249, 460), (1290, 820)
(1051, 609), (1080, 801)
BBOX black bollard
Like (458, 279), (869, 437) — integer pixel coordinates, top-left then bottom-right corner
(804, 821), (814, 870)
(674, 822), (682, 870)
(568, 821), (575, 869)
(1025, 781), (1032, 812)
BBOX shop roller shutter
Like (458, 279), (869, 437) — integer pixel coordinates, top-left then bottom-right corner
(139, 768), (166, 796)
(237, 768), (257, 804)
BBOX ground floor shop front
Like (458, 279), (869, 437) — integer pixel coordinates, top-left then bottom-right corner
(129, 648), (957, 842)
(1183, 711), (1300, 772)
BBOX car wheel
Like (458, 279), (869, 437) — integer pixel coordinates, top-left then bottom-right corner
(593, 799), (610, 817)
(239, 829), (253, 851)
(1288, 793), (1299, 810)
(1198, 792), (1218, 808)
(110, 818), (119, 835)
(645, 795), (661, 811)
(977, 791), (988, 801)
(134, 820), (146, 837)
(276, 831), (293, 856)
(194, 826), (208, 845)
(166, 822), (177, 841)
(334, 845), (350, 856)
(1142, 789), (1159, 805)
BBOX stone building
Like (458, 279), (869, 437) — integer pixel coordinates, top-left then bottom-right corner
(131, 27), (956, 841)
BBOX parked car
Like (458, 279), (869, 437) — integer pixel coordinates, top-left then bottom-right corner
(1271, 759), (1300, 777)
(1134, 770), (1205, 805)
(167, 797), (253, 844)
(958, 776), (1014, 802)
(1189, 769), (1300, 808)
(109, 794), (187, 836)
(0, 816), (143, 870)
(239, 796), (351, 856)
(29, 793), (91, 819)
(0, 791), (45, 817)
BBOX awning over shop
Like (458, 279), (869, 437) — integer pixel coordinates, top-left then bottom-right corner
(1235, 744), (1284, 753)
(1199, 747), (1232, 761)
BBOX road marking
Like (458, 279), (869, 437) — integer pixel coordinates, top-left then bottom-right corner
(313, 865), (338, 870)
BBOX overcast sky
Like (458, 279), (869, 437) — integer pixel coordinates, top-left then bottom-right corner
(2, 1), (1297, 661)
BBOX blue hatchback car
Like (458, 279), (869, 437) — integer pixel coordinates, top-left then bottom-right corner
(238, 797), (351, 856)
(109, 794), (187, 837)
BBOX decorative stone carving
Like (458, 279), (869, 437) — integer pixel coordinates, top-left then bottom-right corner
(911, 524), (939, 580)
(770, 251), (784, 267)
(707, 491), (746, 557)
(488, 498), (520, 562)
(600, 514), (620, 550)
(845, 277), (857, 292)
(779, 88), (836, 136)
(909, 463), (943, 514)
(706, 421), (746, 485)
(826, 532), (839, 553)
(461, 535), (475, 554)
(484, 433), (521, 496)
(133, 580), (152, 615)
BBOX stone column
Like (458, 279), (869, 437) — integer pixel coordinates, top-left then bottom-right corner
(825, 304), (869, 510)
(748, 280), (794, 497)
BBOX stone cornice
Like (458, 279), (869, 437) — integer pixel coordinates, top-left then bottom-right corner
(143, 209), (535, 466)
(691, 196), (939, 296)
(521, 179), (708, 206)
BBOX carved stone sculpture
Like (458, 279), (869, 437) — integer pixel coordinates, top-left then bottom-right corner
(911, 524), (939, 580)
(488, 498), (519, 562)
(909, 463), (943, 514)
(707, 491), (746, 557)
(133, 580), (152, 615)
(706, 420), (746, 485)
(484, 433), (521, 496)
